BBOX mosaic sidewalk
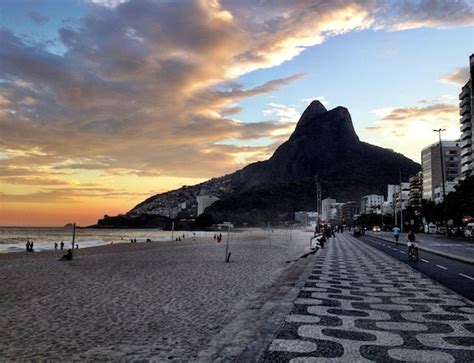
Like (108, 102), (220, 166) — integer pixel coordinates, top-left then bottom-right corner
(260, 233), (474, 362)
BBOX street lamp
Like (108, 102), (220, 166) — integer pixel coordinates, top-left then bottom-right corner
(433, 128), (448, 236)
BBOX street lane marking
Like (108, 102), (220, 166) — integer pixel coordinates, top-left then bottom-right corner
(420, 259), (430, 263)
(459, 273), (474, 281)
(399, 251), (405, 254)
(436, 265), (447, 270)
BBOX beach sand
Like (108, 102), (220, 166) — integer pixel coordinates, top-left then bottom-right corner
(0, 229), (312, 361)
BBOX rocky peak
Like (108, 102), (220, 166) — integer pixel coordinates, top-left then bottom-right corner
(290, 102), (360, 146)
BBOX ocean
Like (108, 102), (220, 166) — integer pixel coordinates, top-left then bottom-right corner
(0, 227), (215, 253)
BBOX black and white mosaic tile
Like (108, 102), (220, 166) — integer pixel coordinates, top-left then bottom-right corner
(260, 234), (474, 362)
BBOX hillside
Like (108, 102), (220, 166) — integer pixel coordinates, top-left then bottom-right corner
(95, 101), (420, 227)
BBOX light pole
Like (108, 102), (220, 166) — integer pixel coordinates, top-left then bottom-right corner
(433, 128), (448, 236)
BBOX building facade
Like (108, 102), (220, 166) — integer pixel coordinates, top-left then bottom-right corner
(395, 182), (410, 211)
(341, 201), (360, 225)
(321, 198), (336, 221)
(459, 54), (474, 177)
(196, 195), (220, 216)
(360, 194), (384, 214)
(409, 172), (423, 209)
(421, 140), (461, 201)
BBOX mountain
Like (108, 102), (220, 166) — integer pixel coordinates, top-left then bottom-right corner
(95, 101), (420, 227)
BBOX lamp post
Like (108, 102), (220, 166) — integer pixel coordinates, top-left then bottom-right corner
(433, 128), (448, 236)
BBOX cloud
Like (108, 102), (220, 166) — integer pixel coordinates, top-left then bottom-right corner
(263, 103), (301, 123)
(366, 100), (459, 138)
(439, 66), (470, 86)
(27, 11), (49, 25)
(381, 0), (474, 30)
(301, 96), (329, 107)
(1, 0), (473, 201)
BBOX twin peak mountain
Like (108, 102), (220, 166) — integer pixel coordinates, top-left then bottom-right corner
(99, 101), (420, 226)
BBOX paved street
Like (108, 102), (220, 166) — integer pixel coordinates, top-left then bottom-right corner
(367, 231), (474, 263)
(260, 233), (474, 362)
(360, 235), (474, 300)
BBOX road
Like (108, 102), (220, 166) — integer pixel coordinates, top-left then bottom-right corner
(360, 234), (474, 301)
(367, 231), (474, 263)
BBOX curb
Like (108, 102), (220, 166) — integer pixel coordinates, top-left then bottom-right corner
(367, 234), (474, 265)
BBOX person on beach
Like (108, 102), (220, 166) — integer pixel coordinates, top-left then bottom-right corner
(60, 249), (73, 261)
(54, 242), (58, 250)
(60, 241), (64, 250)
(75, 244), (79, 249)
(25, 241), (30, 252)
(30, 242), (34, 252)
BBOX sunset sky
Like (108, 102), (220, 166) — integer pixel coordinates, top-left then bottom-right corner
(0, 0), (473, 226)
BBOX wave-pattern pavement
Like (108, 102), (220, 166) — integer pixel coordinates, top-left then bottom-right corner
(261, 233), (474, 362)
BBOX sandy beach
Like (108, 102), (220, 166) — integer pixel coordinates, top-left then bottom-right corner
(0, 229), (313, 361)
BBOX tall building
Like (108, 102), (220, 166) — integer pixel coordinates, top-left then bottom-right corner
(321, 198), (336, 221)
(196, 195), (219, 216)
(409, 172), (423, 209)
(459, 54), (474, 177)
(387, 184), (397, 204)
(360, 194), (384, 214)
(341, 201), (360, 225)
(421, 140), (461, 201)
(395, 182), (410, 211)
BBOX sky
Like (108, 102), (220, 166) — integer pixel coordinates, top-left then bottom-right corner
(0, 0), (473, 226)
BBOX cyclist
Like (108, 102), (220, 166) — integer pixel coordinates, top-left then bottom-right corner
(407, 230), (418, 261)
(392, 225), (401, 242)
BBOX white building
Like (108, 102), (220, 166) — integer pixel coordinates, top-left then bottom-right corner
(360, 194), (384, 214)
(196, 195), (220, 216)
(459, 54), (474, 178)
(321, 198), (336, 221)
(421, 140), (461, 200)
(295, 211), (319, 228)
(394, 182), (410, 211)
(387, 184), (398, 204)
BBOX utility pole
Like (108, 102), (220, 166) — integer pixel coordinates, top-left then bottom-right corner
(433, 128), (448, 236)
(399, 169), (403, 232)
(71, 223), (76, 258)
(315, 175), (321, 233)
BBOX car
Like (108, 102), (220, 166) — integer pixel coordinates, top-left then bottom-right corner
(436, 226), (447, 235)
(372, 226), (381, 232)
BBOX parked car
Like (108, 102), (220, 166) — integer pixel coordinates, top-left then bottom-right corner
(425, 223), (437, 234)
(372, 226), (381, 232)
(465, 223), (474, 237)
(436, 226), (447, 235)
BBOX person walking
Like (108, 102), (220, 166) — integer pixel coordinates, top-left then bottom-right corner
(54, 242), (58, 250)
(393, 226), (401, 242)
(60, 241), (64, 250)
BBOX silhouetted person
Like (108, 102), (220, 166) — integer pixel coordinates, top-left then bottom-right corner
(75, 244), (79, 249)
(60, 249), (73, 261)
(30, 242), (34, 252)
(26, 241), (30, 252)
(60, 241), (64, 250)
(54, 242), (58, 250)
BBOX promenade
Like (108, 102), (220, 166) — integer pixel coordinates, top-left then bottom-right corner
(260, 233), (474, 362)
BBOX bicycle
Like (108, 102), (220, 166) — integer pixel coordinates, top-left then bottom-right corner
(407, 241), (418, 262)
